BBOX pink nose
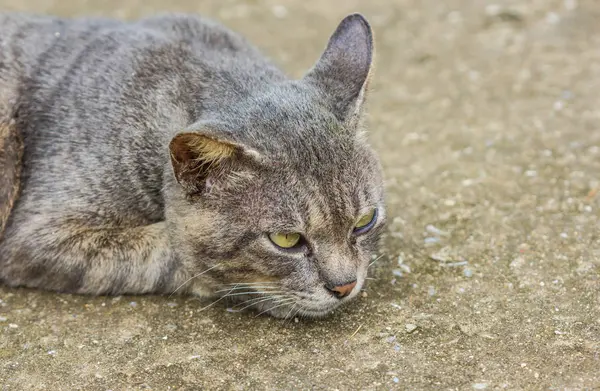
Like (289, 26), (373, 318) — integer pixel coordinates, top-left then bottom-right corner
(326, 280), (357, 299)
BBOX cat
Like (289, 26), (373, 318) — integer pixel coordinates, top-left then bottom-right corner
(0, 11), (385, 318)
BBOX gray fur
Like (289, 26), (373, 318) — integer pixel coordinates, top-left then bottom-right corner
(0, 12), (385, 318)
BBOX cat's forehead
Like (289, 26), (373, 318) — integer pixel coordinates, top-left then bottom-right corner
(224, 81), (380, 187)
(233, 82), (349, 138)
(260, 145), (381, 209)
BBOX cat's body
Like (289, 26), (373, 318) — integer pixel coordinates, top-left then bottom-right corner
(0, 12), (385, 318)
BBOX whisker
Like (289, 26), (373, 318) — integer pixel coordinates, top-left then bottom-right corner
(222, 282), (279, 286)
(254, 299), (296, 318)
(293, 306), (302, 319)
(215, 285), (281, 293)
(169, 264), (221, 298)
(283, 303), (297, 321)
(220, 291), (285, 297)
(231, 293), (287, 306)
(369, 254), (384, 268)
(198, 284), (240, 312)
(235, 295), (287, 312)
(292, 305), (305, 320)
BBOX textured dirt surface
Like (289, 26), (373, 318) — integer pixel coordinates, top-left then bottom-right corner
(1, 0), (599, 390)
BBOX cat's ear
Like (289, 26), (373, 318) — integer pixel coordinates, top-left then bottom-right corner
(303, 13), (374, 124)
(169, 127), (260, 194)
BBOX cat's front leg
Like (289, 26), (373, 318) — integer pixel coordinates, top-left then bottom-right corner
(0, 221), (199, 295)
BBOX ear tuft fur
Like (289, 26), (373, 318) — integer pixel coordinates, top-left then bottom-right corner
(169, 132), (242, 193)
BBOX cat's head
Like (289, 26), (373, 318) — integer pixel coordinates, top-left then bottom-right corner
(165, 14), (385, 318)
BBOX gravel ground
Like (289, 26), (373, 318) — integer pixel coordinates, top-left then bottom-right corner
(1, 0), (599, 389)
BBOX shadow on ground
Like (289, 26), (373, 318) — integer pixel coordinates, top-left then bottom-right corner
(1, 0), (599, 389)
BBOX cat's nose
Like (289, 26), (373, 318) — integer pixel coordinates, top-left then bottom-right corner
(325, 280), (357, 299)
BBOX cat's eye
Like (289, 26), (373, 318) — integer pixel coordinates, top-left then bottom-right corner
(269, 232), (302, 249)
(353, 208), (378, 234)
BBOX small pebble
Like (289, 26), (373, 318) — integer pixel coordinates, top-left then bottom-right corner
(441, 261), (468, 268)
(386, 336), (396, 343)
(188, 355), (202, 360)
(561, 90), (573, 100)
(393, 343), (401, 352)
(464, 269), (473, 277)
(428, 286), (436, 296)
(8, 323), (18, 329)
(485, 4), (501, 16)
(473, 383), (488, 390)
(167, 302), (178, 308)
(392, 269), (403, 277)
(560, 232), (568, 239)
(426, 224), (450, 237)
(47, 350), (56, 356)
(129, 301), (137, 308)
(393, 377), (399, 383)
(294, 317), (299, 323)
(0, 316), (7, 322)
(271, 5), (288, 18)
(405, 324), (418, 333)
(553, 100), (564, 111)
(391, 303), (402, 310)
(424, 237), (441, 246)
(546, 12), (560, 24)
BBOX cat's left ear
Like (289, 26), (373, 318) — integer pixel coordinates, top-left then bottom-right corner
(303, 13), (374, 125)
(169, 124), (261, 194)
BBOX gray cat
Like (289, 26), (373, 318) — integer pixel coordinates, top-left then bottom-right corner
(0, 11), (385, 318)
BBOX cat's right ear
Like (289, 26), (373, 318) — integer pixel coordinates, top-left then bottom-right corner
(303, 13), (374, 125)
(169, 130), (261, 194)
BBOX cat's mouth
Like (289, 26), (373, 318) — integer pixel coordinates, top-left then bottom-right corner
(256, 299), (340, 319)
(215, 288), (349, 319)
(214, 277), (364, 318)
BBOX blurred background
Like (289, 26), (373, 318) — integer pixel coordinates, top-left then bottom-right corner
(0, 0), (599, 389)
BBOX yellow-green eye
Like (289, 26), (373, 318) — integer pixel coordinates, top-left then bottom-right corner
(354, 208), (378, 233)
(269, 233), (302, 249)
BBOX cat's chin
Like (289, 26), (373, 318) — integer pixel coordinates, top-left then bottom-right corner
(264, 303), (342, 319)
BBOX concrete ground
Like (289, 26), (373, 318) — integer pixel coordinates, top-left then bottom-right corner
(1, 0), (599, 389)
